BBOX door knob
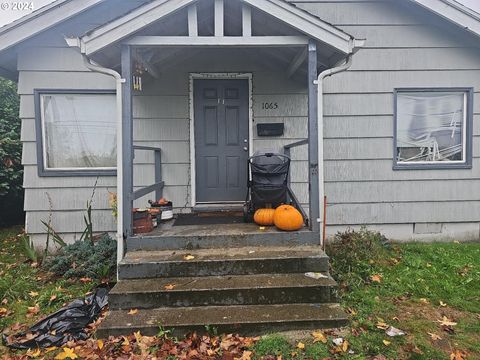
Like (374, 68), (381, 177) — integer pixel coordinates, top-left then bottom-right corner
(243, 147), (248, 151)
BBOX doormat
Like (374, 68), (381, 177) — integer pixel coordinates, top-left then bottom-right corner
(173, 214), (244, 226)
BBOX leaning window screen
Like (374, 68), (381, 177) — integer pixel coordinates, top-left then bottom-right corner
(396, 91), (466, 163)
(41, 93), (116, 170)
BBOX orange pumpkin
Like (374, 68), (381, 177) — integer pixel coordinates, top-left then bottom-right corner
(253, 208), (276, 226)
(273, 205), (303, 231)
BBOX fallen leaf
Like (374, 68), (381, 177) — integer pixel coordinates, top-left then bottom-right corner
(296, 342), (305, 349)
(26, 348), (41, 358)
(371, 274), (383, 283)
(45, 347), (57, 353)
(428, 332), (442, 341)
(385, 326), (406, 337)
(383, 340), (391, 346)
(439, 301), (447, 307)
(27, 304), (40, 317)
(342, 340), (349, 352)
(420, 298), (429, 304)
(54, 347), (78, 359)
(29, 291), (39, 297)
(0, 307), (8, 317)
(97, 339), (104, 350)
(438, 316), (457, 327)
(49, 294), (57, 302)
(127, 309), (138, 315)
(164, 284), (176, 290)
(79, 277), (92, 283)
(450, 350), (468, 360)
(311, 330), (327, 343)
(376, 319), (389, 330)
(1, 298), (7, 305)
(184, 255), (195, 260)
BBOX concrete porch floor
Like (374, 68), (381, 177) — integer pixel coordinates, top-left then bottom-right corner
(126, 218), (319, 251)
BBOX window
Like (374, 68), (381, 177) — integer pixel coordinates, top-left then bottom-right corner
(35, 90), (116, 176)
(394, 88), (473, 169)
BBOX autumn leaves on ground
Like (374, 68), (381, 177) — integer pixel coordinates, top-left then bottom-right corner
(0, 226), (479, 359)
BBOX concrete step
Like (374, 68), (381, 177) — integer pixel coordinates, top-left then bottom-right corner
(97, 303), (349, 338)
(109, 273), (337, 309)
(119, 245), (329, 279)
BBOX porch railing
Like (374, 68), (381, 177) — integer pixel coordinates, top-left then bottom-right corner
(132, 145), (164, 201)
(283, 139), (309, 226)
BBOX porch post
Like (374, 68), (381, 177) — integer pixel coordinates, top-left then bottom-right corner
(307, 39), (320, 234)
(121, 45), (134, 239)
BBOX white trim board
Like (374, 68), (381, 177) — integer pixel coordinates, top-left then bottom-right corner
(188, 72), (253, 208)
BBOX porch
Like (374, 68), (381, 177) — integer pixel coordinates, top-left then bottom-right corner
(69, 0), (361, 336)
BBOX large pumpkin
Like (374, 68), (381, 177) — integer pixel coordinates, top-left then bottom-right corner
(254, 208), (275, 226)
(273, 205), (303, 231)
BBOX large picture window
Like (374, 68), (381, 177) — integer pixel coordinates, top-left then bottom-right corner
(394, 88), (473, 169)
(35, 90), (116, 176)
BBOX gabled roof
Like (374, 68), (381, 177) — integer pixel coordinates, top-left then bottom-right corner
(409, 0), (480, 37)
(77, 0), (358, 55)
(0, 0), (104, 52)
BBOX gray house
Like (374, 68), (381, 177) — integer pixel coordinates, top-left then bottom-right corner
(0, 0), (479, 334)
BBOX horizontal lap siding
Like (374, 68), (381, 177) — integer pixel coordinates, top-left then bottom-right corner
(19, 46), (117, 242)
(293, 0), (480, 226)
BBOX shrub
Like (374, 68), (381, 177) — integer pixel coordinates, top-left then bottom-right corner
(0, 78), (23, 226)
(326, 228), (389, 288)
(45, 234), (117, 279)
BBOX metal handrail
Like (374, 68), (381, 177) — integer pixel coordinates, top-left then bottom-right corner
(132, 145), (164, 201)
(283, 139), (309, 226)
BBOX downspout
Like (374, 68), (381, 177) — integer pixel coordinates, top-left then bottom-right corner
(314, 55), (353, 248)
(65, 37), (126, 266)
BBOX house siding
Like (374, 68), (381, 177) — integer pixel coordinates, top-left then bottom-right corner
(292, 0), (480, 240)
(18, 0), (480, 246)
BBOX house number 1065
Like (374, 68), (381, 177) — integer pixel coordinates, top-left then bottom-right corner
(262, 102), (279, 110)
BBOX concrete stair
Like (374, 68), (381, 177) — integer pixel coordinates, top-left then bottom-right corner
(97, 245), (348, 337)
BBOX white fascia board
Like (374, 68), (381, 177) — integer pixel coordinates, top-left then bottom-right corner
(0, 0), (104, 52)
(410, 0), (480, 37)
(242, 0), (355, 54)
(82, 0), (196, 55)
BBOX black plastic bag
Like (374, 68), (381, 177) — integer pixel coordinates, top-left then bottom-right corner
(2, 287), (108, 349)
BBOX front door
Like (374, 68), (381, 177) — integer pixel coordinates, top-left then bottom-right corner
(194, 79), (249, 203)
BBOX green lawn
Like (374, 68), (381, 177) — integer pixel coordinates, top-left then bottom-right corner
(0, 226), (479, 359)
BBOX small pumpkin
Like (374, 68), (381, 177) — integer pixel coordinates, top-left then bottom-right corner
(273, 205), (304, 231)
(253, 208), (276, 226)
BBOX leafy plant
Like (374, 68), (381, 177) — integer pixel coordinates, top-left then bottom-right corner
(79, 178), (98, 245)
(44, 234), (117, 279)
(0, 78), (23, 226)
(326, 227), (389, 288)
(20, 233), (38, 263)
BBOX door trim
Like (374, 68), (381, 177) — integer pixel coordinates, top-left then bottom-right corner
(189, 73), (253, 208)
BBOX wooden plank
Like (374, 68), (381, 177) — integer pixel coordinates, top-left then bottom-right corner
(133, 164), (189, 187)
(253, 94), (307, 117)
(133, 141), (190, 164)
(242, 4), (252, 37)
(324, 158), (480, 182)
(350, 47), (480, 71)
(17, 46), (89, 71)
(326, 179), (480, 204)
(253, 139), (308, 160)
(214, 0), (224, 36)
(323, 70), (480, 94)
(26, 209), (116, 233)
(187, 4), (198, 36)
(18, 71), (115, 95)
(337, 24), (479, 48)
(133, 118), (189, 140)
(294, 2), (424, 26)
(133, 181), (165, 200)
(124, 36), (309, 47)
(328, 201), (480, 225)
(133, 95), (189, 119)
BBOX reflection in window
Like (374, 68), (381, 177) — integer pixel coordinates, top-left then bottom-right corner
(396, 91), (467, 164)
(40, 93), (116, 170)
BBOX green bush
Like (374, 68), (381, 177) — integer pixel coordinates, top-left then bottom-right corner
(326, 228), (389, 288)
(0, 78), (23, 226)
(45, 234), (117, 279)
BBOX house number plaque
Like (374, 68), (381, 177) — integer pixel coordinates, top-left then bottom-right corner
(261, 102), (279, 110)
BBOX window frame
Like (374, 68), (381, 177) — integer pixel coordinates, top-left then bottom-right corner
(34, 89), (117, 177)
(393, 87), (474, 170)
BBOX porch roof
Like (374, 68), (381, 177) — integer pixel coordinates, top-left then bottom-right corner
(73, 0), (361, 56)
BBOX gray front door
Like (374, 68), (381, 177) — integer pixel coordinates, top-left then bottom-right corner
(194, 79), (249, 202)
